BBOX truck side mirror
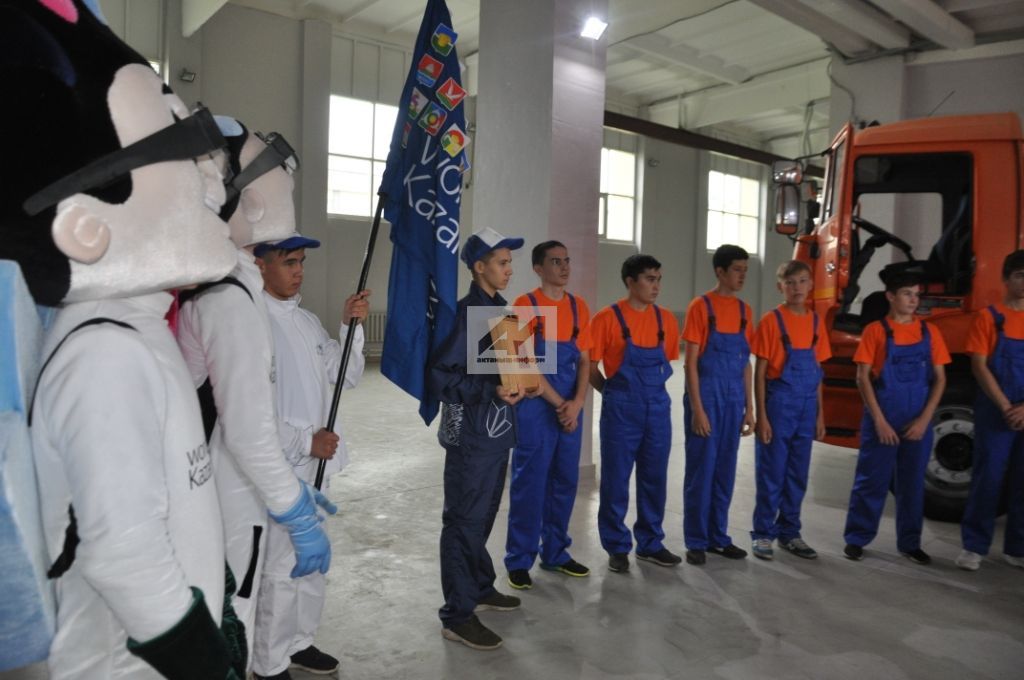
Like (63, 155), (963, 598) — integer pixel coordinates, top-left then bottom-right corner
(774, 184), (800, 235)
(772, 160), (803, 184)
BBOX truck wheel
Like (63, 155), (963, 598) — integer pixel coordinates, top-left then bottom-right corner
(924, 402), (973, 522)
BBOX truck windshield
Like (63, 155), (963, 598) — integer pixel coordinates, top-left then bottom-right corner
(850, 153), (973, 310)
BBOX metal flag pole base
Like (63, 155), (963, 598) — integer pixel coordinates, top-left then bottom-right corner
(315, 192), (387, 490)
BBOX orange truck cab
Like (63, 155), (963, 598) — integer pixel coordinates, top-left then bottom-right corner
(772, 112), (1024, 521)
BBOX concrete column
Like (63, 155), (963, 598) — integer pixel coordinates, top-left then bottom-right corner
(474, 0), (607, 472)
(297, 18), (332, 324)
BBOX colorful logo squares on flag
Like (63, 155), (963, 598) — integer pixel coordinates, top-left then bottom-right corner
(441, 124), (468, 157)
(436, 77), (467, 111)
(431, 23), (458, 57)
(418, 102), (447, 136)
(416, 53), (444, 88)
(408, 87), (429, 119)
(401, 121), (412, 148)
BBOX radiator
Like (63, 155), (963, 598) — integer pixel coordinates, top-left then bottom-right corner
(363, 311), (387, 357)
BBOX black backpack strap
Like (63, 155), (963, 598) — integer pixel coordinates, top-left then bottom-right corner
(29, 317), (138, 580)
(178, 275), (253, 306)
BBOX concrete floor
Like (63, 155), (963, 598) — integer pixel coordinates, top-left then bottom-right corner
(4, 360), (1023, 680)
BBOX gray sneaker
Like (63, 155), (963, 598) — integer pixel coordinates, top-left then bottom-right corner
(780, 537), (818, 559)
(752, 538), (774, 560)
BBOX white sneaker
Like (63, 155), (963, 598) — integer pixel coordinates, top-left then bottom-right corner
(956, 549), (982, 571)
(1004, 554), (1024, 569)
(752, 538), (774, 560)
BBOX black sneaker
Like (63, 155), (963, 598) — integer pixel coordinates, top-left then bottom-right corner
(289, 645), (339, 674)
(779, 537), (818, 560)
(254, 671), (291, 680)
(686, 549), (706, 565)
(608, 552), (630, 573)
(843, 544), (864, 561)
(540, 559), (590, 577)
(442, 615), (503, 650)
(636, 548), (683, 567)
(902, 548), (932, 565)
(507, 569), (533, 589)
(475, 590), (521, 611)
(708, 544), (748, 559)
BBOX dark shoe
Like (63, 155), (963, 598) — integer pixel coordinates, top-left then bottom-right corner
(541, 558), (590, 577)
(779, 537), (818, 560)
(475, 590), (521, 611)
(686, 549), (706, 565)
(254, 671), (292, 680)
(442, 615), (503, 650)
(708, 544), (747, 559)
(844, 544), (864, 561)
(636, 548), (683, 567)
(289, 645), (339, 674)
(608, 552), (630, 573)
(507, 569), (532, 590)
(902, 548), (931, 565)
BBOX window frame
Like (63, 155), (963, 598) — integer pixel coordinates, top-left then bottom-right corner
(598, 147), (638, 243)
(705, 169), (761, 254)
(326, 94), (399, 219)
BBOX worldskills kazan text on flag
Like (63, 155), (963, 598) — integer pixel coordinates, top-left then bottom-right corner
(378, 0), (469, 424)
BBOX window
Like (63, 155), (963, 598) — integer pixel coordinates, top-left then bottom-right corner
(327, 95), (399, 217)
(706, 170), (760, 254)
(598, 148), (636, 242)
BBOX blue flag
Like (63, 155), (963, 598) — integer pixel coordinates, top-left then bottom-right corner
(379, 0), (466, 425)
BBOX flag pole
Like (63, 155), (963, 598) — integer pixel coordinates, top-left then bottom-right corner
(315, 191), (387, 490)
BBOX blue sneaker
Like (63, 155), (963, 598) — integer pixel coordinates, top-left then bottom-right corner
(752, 538), (774, 560)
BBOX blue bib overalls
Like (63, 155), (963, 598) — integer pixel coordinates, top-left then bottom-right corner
(683, 296), (749, 550)
(844, 319), (934, 552)
(598, 303), (673, 555)
(751, 309), (822, 542)
(961, 306), (1024, 558)
(505, 293), (584, 571)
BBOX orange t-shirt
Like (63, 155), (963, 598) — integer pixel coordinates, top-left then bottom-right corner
(965, 303), (1024, 356)
(512, 288), (593, 351)
(752, 305), (832, 379)
(590, 299), (681, 379)
(853, 318), (952, 379)
(682, 290), (755, 355)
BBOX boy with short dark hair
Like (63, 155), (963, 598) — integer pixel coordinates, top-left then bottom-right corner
(681, 244), (755, 565)
(843, 272), (949, 564)
(750, 260), (831, 560)
(957, 250), (1024, 571)
(505, 240), (593, 589)
(589, 254), (682, 574)
(429, 227), (542, 650)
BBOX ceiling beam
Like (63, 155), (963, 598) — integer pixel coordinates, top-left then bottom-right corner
(646, 58), (831, 130)
(906, 36), (1024, 63)
(795, 0), (911, 49)
(604, 111), (826, 176)
(747, 0), (876, 56)
(620, 33), (749, 85)
(385, 7), (428, 34)
(938, 0), (1016, 11)
(870, 0), (975, 49)
(339, 0), (385, 24)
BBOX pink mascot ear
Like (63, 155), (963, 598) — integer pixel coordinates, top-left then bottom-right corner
(51, 204), (111, 264)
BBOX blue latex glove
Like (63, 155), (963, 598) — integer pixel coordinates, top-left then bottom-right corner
(269, 482), (337, 578)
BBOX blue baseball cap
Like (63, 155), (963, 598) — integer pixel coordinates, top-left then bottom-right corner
(460, 227), (524, 268)
(253, 232), (321, 257)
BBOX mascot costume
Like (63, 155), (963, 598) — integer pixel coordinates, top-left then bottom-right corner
(176, 118), (337, 671)
(0, 1), (244, 678)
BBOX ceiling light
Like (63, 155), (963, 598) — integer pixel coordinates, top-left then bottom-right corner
(580, 16), (607, 40)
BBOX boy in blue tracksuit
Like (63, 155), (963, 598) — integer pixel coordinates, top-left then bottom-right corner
(843, 272), (949, 564)
(682, 244), (755, 566)
(429, 227), (542, 650)
(957, 250), (1024, 571)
